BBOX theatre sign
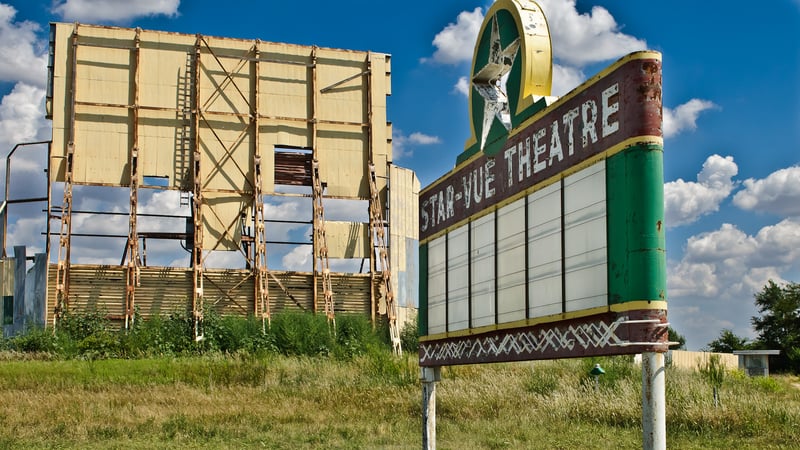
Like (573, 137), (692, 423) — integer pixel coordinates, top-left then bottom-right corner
(418, 0), (668, 367)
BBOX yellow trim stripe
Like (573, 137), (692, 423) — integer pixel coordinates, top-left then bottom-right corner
(419, 301), (667, 342)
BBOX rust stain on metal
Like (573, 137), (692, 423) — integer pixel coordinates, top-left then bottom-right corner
(274, 151), (312, 186)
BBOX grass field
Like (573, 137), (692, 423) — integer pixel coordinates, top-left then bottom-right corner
(0, 351), (798, 449)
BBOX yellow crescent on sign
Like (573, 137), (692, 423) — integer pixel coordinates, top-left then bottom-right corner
(464, 0), (553, 154)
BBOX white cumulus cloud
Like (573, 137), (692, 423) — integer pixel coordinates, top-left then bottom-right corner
(536, 0), (647, 67)
(424, 7), (483, 65)
(551, 63), (585, 97)
(663, 99), (717, 138)
(53, 0), (180, 23)
(203, 250), (245, 269)
(0, 4), (48, 87)
(664, 155), (738, 228)
(393, 128), (441, 159)
(454, 76), (470, 96)
(0, 83), (48, 151)
(282, 245), (311, 271)
(427, 1), (646, 68)
(668, 218), (800, 300)
(408, 132), (441, 145)
(733, 166), (800, 217)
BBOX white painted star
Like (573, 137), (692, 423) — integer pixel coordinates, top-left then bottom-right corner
(472, 15), (520, 151)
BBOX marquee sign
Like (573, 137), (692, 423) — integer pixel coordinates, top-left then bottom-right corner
(418, 0), (667, 367)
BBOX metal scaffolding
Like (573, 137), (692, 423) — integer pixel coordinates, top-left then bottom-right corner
(42, 22), (404, 335)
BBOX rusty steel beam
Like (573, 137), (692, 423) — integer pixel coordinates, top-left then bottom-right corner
(252, 41), (271, 329)
(311, 46), (320, 315)
(125, 27), (142, 329)
(191, 35), (204, 340)
(366, 54), (377, 329)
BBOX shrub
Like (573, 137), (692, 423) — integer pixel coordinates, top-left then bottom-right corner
(8, 327), (61, 353)
(58, 310), (109, 341)
(77, 331), (121, 359)
(270, 312), (334, 357)
(206, 313), (277, 355)
(334, 314), (379, 359)
(750, 375), (782, 393)
(400, 316), (419, 353)
(120, 311), (193, 357)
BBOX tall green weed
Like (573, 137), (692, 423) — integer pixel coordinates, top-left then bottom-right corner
(1, 310), (394, 360)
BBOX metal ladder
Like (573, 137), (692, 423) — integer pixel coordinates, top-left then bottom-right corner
(53, 144), (74, 328)
(312, 160), (335, 326)
(368, 163), (401, 355)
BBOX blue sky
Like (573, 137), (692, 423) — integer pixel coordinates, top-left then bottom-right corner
(0, 0), (798, 349)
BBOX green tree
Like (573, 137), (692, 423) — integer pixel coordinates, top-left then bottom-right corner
(668, 326), (686, 350)
(751, 280), (800, 373)
(705, 329), (750, 353)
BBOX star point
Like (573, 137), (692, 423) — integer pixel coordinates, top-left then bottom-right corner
(472, 15), (520, 150)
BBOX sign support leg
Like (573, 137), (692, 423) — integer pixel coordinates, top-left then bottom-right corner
(642, 351), (666, 450)
(421, 366), (440, 450)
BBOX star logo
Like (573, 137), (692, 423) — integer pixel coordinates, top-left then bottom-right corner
(472, 15), (520, 151)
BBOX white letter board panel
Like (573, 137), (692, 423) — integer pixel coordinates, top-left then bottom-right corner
(447, 226), (470, 331)
(427, 235), (447, 334)
(470, 213), (496, 328)
(527, 182), (563, 318)
(563, 161), (607, 312)
(496, 197), (526, 324)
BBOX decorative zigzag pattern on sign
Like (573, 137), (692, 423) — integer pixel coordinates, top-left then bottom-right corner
(420, 317), (627, 364)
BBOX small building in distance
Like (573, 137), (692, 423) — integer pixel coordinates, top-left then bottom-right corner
(733, 350), (781, 377)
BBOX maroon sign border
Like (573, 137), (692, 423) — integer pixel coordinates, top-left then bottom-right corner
(420, 54), (661, 241)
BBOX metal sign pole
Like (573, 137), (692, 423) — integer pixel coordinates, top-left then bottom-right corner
(421, 366), (440, 450)
(642, 352), (666, 450)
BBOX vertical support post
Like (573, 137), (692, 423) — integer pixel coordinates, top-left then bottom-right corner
(12, 246), (26, 336)
(31, 253), (47, 328)
(642, 351), (666, 450)
(125, 28), (142, 329)
(191, 35), (204, 341)
(365, 54), (377, 324)
(310, 46), (319, 314)
(364, 53), (401, 353)
(46, 141), (52, 261)
(251, 41), (270, 330)
(312, 161), (334, 326)
(421, 366), (440, 450)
